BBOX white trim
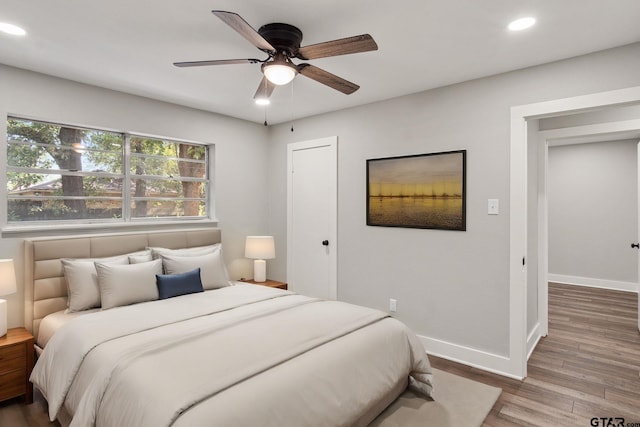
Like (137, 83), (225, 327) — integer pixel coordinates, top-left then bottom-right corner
(510, 85), (640, 379)
(418, 334), (523, 380)
(541, 119), (640, 146)
(1, 218), (218, 237)
(287, 137), (338, 300)
(537, 139), (549, 337)
(548, 274), (638, 293)
(509, 109), (528, 379)
(526, 322), (542, 360)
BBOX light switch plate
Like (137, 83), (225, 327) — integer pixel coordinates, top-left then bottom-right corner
(488, 199), (499, 215)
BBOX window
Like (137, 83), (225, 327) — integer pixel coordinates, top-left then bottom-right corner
(6, 117), (209, 225)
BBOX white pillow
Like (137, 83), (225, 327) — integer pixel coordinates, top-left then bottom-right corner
(162, 251), (230, 290)
(129, 250), (153, 264)
(62, 254), (130, 312)
(149, 244), (221, 260)
(95, 259), (163, 310)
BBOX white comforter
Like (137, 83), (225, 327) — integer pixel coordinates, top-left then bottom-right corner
(31, 284), (434, 427)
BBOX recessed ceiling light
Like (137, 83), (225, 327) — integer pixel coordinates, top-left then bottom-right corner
(508, 17), (536, 32)
(255, 98), (270, 106)
(0, 22), (27, 36)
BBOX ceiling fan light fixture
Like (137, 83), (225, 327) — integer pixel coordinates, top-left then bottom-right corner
(262, 56), (297, 85)
(263, 63), (297, 85)
(255, 98), (270, 106)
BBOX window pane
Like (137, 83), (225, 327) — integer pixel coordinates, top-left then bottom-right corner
(8, 174), (123, 197)
(7, 118), (123, 173)
(131, 178), (207, 218)
(8, 151), (123, 174)
(129, 136), (208, 220)
(130, 156), (206, 179)
(130, 179), (207, 197)
(131, 199), (206, 218)
(129, 137), (206, 179)
(8, 198), (122, 222)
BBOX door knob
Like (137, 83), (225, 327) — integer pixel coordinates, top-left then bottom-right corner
(322, 240), (329, 246)
(632, 243), (640, 249)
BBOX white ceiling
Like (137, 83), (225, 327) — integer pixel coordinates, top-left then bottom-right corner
(1, 0), (640, 125)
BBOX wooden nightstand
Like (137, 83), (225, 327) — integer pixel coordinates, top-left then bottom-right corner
(0, 327), (34, 404)
(243, 279), (288, 290)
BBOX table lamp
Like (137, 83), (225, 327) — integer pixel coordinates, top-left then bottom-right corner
(0, 259), (17, 337)
(245, 236), (275, 283)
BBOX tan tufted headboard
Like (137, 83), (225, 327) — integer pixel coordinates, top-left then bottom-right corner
(24, 228), (222, 339)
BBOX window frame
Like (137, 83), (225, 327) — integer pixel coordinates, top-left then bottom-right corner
(4, 116), (213, 231)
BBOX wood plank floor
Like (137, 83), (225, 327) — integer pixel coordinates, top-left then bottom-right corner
(1, 282), (638, 426)
(431, 282), (640, 426)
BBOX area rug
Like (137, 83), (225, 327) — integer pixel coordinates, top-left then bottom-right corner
(370, 368), (501, 427)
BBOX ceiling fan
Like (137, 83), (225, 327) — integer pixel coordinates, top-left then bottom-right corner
(173, 10), (378, 103)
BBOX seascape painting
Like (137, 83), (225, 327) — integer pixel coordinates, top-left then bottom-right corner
(367, 150), (466, 230)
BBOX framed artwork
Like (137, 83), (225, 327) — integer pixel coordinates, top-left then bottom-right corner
(366, 150), (466, 230)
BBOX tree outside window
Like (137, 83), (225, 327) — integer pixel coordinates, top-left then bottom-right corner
(6, 118), (209, 223)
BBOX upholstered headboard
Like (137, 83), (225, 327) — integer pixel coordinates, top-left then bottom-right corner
(24, 228), (222, 338)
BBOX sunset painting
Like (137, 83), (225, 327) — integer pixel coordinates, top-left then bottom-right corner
(366, 150), (466, 230)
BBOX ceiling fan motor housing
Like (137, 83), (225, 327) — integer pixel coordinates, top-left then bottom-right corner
(258, 23), (303, 56)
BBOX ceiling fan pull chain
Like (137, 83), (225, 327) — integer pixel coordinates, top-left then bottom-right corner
(264, 107), (268, 126)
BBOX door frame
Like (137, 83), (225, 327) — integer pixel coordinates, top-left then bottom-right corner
(510, 85), (640, 379)
(536, 119), (640, 338)
(287, 136), (338, 299)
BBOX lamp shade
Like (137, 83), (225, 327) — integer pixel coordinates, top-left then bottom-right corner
(0, 259), (16, 297)
(245, 236), (275, 260)
(263, 63), (297, 85)
(261, 53), (298, 86)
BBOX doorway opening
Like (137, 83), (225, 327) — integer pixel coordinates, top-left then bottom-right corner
(536, 120), (640, 345)
(509, 85), (640, 379)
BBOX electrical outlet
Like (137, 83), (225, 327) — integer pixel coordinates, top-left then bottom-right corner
(389, 298), (397, 312)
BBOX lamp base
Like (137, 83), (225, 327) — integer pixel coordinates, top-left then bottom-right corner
(253, 259), (267, 283)
(0, 299), (7, 337)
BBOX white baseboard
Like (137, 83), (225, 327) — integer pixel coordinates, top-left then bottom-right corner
(418, 334), (523, 380)
(548, 274), (638, 293)
(526, 322), (542, 360)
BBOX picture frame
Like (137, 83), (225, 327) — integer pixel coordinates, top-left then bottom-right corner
(366, 150), (466, 230)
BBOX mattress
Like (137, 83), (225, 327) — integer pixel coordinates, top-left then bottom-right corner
(31, 284), (434, 426)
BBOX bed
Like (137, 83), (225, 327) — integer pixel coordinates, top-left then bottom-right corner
(24, 228), (434, 427)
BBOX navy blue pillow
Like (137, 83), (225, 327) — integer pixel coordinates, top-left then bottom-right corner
(156, 268), (204, 299)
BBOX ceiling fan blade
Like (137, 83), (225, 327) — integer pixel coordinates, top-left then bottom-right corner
(254, 77), (276, 99)
(298, 64), (359, 95)
(173, 58), (262, 68)
(296, 34), (378, 60)
(212, 10), (274, 52)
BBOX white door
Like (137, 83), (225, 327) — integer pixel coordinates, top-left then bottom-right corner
(287, 137), (337, 299)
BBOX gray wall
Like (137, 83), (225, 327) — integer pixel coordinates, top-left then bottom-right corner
(0, 64), (270, 328)
(548, 139), (638, 283)
(266, 42), (640, 358)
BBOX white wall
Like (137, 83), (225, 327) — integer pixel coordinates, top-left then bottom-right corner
(548, 139), (638, 288)
(0, 64), (270, 329)
(266, 42), (640, 367)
